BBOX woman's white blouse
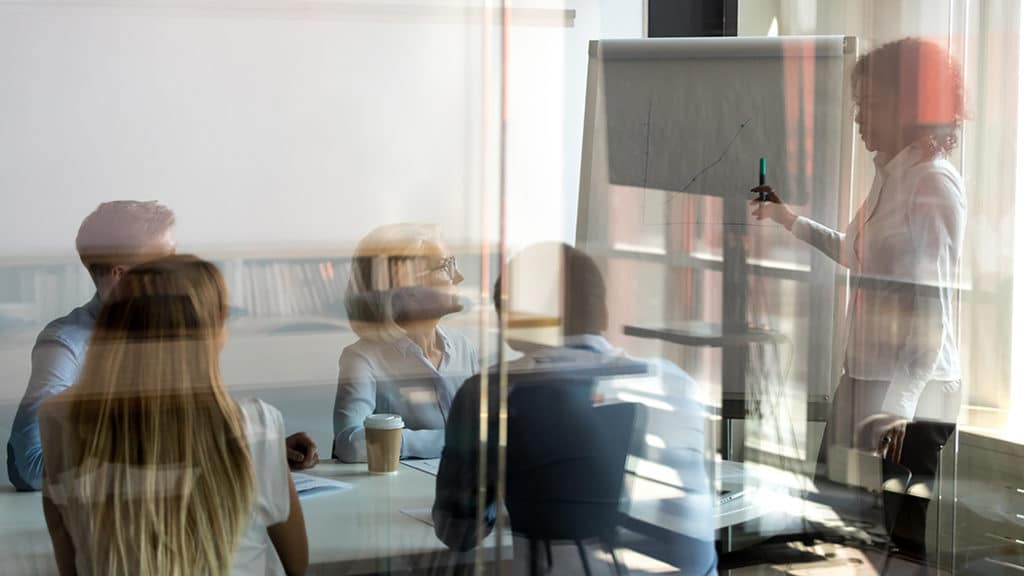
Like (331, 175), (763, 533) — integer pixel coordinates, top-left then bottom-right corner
(791, 144), (966, 419)
(40, 397), (291, 576)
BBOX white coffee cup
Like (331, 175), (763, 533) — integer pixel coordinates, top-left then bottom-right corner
(364, 414), (404, 475)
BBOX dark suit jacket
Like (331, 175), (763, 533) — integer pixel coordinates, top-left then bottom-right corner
(431, 346), (644, 551)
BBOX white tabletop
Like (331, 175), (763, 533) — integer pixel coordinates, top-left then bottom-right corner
(0, 458), (795, 575)
(0, 461), (493, 576)
(300, 462), (506, 575)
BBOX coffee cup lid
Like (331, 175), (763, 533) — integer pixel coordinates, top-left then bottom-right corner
(364, 413), (404, 430)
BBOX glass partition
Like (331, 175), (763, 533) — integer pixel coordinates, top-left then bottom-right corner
(2, 1), (1023, 575)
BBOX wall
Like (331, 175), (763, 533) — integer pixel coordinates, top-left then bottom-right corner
(0, 1), (642, 261)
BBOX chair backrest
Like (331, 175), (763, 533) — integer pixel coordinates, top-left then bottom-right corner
(505, 380), (643, 542)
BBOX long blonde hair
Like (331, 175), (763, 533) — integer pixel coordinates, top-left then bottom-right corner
(65, 255), (254, 576)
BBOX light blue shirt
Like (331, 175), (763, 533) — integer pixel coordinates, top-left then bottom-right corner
(7, 295), (100, 491)
(332, 325), (478, 463)
(568, 334), (717, 572)
(433, 334), (716, 575)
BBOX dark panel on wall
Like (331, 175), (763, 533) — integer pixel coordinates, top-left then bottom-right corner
(648, 0), (738, 37)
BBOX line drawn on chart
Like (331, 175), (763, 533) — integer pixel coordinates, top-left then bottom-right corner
(630, 97), (761, 223)
(662, 116), (752, 204)
(642, 98), (654, 190)
(633, 99), (755, 227)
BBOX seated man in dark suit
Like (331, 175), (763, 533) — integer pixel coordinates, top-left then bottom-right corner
(432, 243), (717, 576)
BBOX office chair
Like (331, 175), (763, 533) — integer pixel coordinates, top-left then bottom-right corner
(879, 421), (956, 576)
(505, 388), (644, 576)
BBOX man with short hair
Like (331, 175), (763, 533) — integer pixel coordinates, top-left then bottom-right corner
(432, 243), (716, 576)
(8, 201), (319, 491)
(7, 201), (178, 490)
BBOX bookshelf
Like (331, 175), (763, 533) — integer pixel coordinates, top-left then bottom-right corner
(0, 247), (497, 332)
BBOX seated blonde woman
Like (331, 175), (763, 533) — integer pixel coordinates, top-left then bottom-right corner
(39, 255), (308, 576)
(333, 223), (479, 462)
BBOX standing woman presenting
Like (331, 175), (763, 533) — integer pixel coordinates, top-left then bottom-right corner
(752, 38), (966, 484)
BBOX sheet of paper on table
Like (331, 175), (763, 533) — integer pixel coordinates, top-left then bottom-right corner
(292, 472), (353, 500)
(400, 507), (435, 527)
(402, 458), (440, 476)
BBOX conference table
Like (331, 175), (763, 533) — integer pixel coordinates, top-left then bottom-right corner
(0, 459), (795, 575)
(296, 462), (508, 575)
(0, 461), (500, 576)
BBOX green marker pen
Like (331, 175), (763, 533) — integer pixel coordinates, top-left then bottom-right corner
(758, 157), (767, 201)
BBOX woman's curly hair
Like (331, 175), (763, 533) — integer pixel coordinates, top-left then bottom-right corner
(853, 37), (966, 154)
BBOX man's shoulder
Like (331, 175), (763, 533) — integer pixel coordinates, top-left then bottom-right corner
(454, 371), (486, 399)
(450, 372), (497, 422)
(35, 298), (98, 354)
(38, 388), (75, 432)
(644, 356), (691, 381)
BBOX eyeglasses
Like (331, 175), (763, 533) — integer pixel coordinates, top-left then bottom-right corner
(418, 255), (460, 282)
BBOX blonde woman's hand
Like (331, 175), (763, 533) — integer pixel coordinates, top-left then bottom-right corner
(286, 432), (320, 470)
(750, 185), (798, 230)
